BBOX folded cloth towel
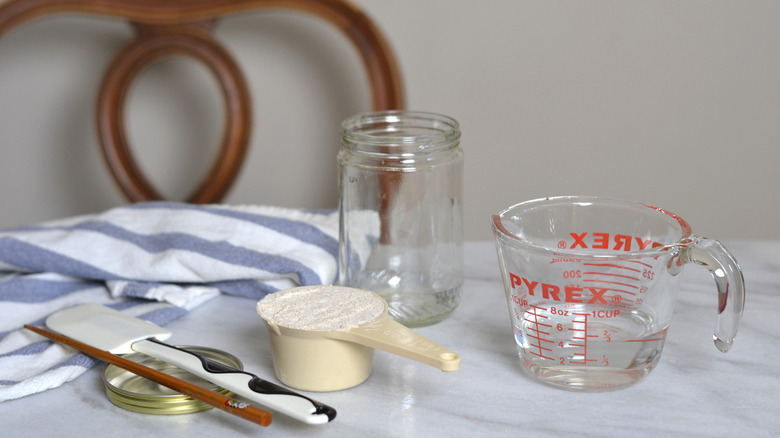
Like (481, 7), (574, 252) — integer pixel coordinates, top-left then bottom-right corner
(0, 201), (349, 402)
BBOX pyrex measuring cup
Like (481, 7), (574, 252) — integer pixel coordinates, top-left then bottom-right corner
(492, 196), (745, 391)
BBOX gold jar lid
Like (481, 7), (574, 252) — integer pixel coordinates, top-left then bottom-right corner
(102, 345), (243, 415)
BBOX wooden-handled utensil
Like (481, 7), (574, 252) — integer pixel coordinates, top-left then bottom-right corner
(24, 324), (272, 428)
(42, 304), (335, 424)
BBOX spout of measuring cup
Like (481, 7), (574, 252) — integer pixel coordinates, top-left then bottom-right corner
(681, 237), (746, 352)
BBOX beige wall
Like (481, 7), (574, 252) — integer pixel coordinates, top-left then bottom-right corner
(0, 1), (778, 241)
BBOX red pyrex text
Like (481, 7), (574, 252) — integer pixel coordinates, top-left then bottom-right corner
(566, 232), (664, 251)
(509, 273), (610, 304)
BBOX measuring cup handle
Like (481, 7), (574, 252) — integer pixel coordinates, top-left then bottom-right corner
(677, 237), (746, 352)
(331, 315), (461, 372)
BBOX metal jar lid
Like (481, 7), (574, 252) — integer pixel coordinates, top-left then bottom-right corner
(102, 345), (243, 415)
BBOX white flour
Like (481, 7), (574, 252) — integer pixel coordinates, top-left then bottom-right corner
(256, 286), (385, 331)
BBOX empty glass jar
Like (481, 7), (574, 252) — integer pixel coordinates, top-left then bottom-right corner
(338, 111), (463, 327)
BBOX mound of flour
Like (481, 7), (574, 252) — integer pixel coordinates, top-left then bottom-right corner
(256, 286), (386, 331)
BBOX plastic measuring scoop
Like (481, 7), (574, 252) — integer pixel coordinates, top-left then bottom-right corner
(256, 286), (461, 392)
(45, 304), (336, 424)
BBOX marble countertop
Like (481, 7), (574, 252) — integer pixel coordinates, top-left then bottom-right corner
(4, 241), (778, 437)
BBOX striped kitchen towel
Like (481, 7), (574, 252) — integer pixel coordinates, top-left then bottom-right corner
(0, 201), (356, 402)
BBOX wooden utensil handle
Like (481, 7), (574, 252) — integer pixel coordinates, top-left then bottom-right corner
(24, 325), (272, 427)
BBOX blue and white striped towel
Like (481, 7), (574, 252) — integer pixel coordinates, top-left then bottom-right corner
(0, 202), (356, 402)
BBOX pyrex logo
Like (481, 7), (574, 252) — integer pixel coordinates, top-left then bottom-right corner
(564, 232), (663, 251)
(509, 273), (609, 304)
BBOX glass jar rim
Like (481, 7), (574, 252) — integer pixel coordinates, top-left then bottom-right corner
(341, 110), (460, 150)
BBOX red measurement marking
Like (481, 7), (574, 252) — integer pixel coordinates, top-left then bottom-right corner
(526, 305), (555, 360)
(525, 307), (547, 313)
(526, 335), (553, 346)
(530, 351), (556, 360)
(583, 262), (641, 273)
(527, 334), (554, 344)
(603, 288), (637, 296)
(523, 317), (548, 326)
(583, 271), (640, 282)
(525, 326), (551, 337)
(583, 279), (639, 290)
(568, 313), (592, 365)
(626, 260), (653, 269)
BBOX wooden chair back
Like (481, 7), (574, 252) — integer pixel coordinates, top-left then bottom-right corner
(0, 0), (404, 203)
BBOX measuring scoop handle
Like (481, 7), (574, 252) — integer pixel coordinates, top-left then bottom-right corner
(131, 339), (336, 424)
(330, 315), (461, 372)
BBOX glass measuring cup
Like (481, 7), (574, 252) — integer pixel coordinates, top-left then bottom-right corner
(492, 196), (745, 391)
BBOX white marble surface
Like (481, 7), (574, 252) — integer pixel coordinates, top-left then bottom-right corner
(3, 241), (778, 437)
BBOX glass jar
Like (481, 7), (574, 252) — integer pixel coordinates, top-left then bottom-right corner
(338, 111), (463, 327)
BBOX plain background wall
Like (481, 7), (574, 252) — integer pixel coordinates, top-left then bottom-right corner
(0, 0), (778, 241)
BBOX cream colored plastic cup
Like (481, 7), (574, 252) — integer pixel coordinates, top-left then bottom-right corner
(257, 286), (461, 392)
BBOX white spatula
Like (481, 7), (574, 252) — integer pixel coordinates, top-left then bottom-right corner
(46, 303), (336, 425)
